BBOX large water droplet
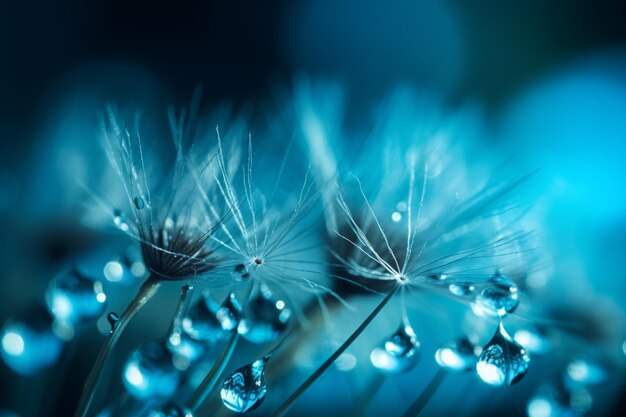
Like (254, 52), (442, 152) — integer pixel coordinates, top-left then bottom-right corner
(0, 306), (64, 375)
(122, 342), (180, 399)
(134, 196), (146, 210)
(220, 357), (268, 413)
(476, 322), (530, 387)
(182, 295), (228, 344)
(45, 269), (107, 325)
(216, 293), (242, 332)
(147, 402), (193, 417)
(238, 286), (290, 344)
(435, 337), (476, 372)
(370, 323), (420, 374)
(474, 273), (519, 317)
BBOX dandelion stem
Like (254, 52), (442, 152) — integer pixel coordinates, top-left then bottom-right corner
(400, 368), (447, 417)
(74, 274), (162, 417)
(186, 282), (254, 413)
(187, 330), (240, 413)
(270, 285), (399, 417)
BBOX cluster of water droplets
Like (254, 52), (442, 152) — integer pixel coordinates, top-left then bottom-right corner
(476, 321), (530, 387)
(370, 322), (421, 374)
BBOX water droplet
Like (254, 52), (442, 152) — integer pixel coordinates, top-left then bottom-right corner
(427, 273), (448, 281)
(45, 269), (107, 325)
(134, 195), (146, 210)
(476, 322), (530, 387)
(216, 293), (242, 332)
(107, 312), (120, 333)
(391, 212), (402, 222)
(1, 306), (64, 375)
(435, 337), (476, 372)
(167, 330), (205, 369)
(238, 286), (290, 344)
(122, 342), (180, 399)
(370, 323), (420, 374)
(232, 264), (250, 282)
(514, 328), (551, 355)
(220, 357), (268, 413)
(566, 359), (607, 386)
(182, 295), (229, 344)
(396, 201), (407, 212)
(147, 402), (193, 417)
(448, 282), (475, 297)
(474, 273), (519, 317)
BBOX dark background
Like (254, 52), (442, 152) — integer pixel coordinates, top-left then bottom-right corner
(3, 0), (626, 167)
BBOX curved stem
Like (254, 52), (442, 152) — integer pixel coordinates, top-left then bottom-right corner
(400, 368), (447, 417)
(74, 274), (162, 417)
(270, 285), (399, 417)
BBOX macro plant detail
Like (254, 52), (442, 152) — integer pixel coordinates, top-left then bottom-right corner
(1, 86), (625, 417)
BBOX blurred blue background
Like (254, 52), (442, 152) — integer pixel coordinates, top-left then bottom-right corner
(1, 1), (626, 416)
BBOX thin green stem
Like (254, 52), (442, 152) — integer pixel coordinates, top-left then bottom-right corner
(74, 274), (162, 417)
(400, 368), (447, 417)
(270, 285), (399, 417)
